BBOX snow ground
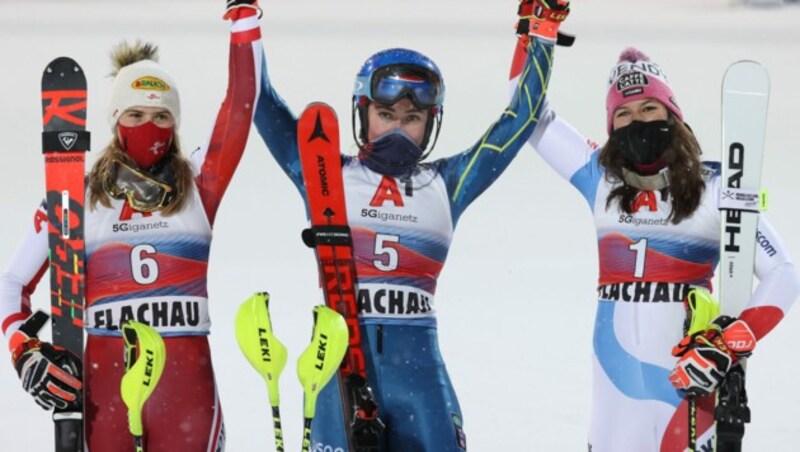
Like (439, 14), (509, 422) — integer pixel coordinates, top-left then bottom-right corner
(1, 0), (799, 450)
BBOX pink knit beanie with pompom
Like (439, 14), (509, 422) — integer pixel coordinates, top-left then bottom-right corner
(605, 47), (682, 133)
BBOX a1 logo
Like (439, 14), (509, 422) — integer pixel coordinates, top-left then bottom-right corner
(370, 176), (404, 207)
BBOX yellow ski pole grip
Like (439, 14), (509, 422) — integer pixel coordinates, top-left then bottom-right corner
(235, 292), (289, 451)
(685, 288), (720, 336)
(297, 305), (349, 420)
(235, 291), (288, 407)
(120, 321), (167, 442)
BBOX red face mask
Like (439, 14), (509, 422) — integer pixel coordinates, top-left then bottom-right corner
(118, 121), (174, 170)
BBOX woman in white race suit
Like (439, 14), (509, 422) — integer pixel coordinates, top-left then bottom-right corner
(512, 42), (800, 451)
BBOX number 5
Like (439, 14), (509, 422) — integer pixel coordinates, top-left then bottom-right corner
(373, 234), (399, 272)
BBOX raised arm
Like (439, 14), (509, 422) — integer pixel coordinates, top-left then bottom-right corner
(439, 1), (570, 224)
(517, 52), (606, 207)
(509, 3), (606, 204)
(193, 6), (263, 226)
(250, 17), (305, 194)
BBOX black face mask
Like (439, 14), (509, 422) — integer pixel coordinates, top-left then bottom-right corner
(359, 129), (424, 176)
(610, 120), (672, 165)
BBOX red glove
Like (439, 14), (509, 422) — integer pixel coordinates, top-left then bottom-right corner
(719, 318), (756, 358)
(516, 0), (570, 41)
(669, 316), (756, 396)
(224, 0), (262, 21)
(10, 311), (82, 411)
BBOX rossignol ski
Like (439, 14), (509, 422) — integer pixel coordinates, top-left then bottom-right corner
(297, 102), (384, 451)
(41, 56), (90, 452)
(715, 60), (769, 452)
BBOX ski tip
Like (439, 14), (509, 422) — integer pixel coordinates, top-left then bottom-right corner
(723, 60), (770, 94)
(725, 60), (767, 75)
(43, 57), (84, 76)
(42, 56), (87, 91)
(302, 102), (338, 117)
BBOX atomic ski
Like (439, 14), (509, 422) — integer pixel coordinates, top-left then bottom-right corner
(297, 103), (383, 451)
(41, 57), (90, 452)
(716, 60), (770, 452)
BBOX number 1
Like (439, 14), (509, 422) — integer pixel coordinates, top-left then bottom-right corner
(629, 238), (648, 278)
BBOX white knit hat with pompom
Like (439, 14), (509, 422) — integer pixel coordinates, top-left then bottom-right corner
(107, 42), (180, 130)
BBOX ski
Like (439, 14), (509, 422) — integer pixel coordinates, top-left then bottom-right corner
(41, 56), (90, 452)
(716, 60), (770, 451)
(297, 102), (383, 451)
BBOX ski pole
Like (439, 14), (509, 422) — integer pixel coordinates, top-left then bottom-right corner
(120, 321), (167, 452)
(235, 292), (288, 451)
(682, 289), (720, 451)
(297, 305), (349, 452)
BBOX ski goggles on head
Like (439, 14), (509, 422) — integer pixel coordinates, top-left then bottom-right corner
(359, 64), (444, 110)
(106, 159), (173, 212)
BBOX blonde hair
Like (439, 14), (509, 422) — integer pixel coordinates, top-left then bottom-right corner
(88, 135), (194, 216)
(92, 39), (191, 215)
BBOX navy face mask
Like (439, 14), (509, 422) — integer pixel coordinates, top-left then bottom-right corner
(611, 120), (672, 165)
(359, 129), (424, 176)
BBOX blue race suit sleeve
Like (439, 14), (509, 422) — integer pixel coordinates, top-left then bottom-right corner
(436, 37), (554, 226)
(252, 54), (305, 195)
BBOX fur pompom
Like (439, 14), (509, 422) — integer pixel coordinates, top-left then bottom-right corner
(618, 47), (649, 63)
(109, 40), (159, 76)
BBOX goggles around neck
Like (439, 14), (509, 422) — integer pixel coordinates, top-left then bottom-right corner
(106, 158), (173, 212)
(366, 64), (443, 110)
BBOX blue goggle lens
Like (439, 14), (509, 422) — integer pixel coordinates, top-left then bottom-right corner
(370, 65), (442, 109)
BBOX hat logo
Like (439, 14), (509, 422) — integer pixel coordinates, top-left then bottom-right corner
(617, 72), (649, 92)
(132, 76), (170, 92)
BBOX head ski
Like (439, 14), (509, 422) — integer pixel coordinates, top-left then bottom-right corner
(716, 60), (769, 452)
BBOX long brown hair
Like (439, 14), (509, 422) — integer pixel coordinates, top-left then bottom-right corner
(88, 134), (194, 216)
(599, 116), (705, 224)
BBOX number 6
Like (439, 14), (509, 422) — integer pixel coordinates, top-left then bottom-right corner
(131, 244), (159, 285)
